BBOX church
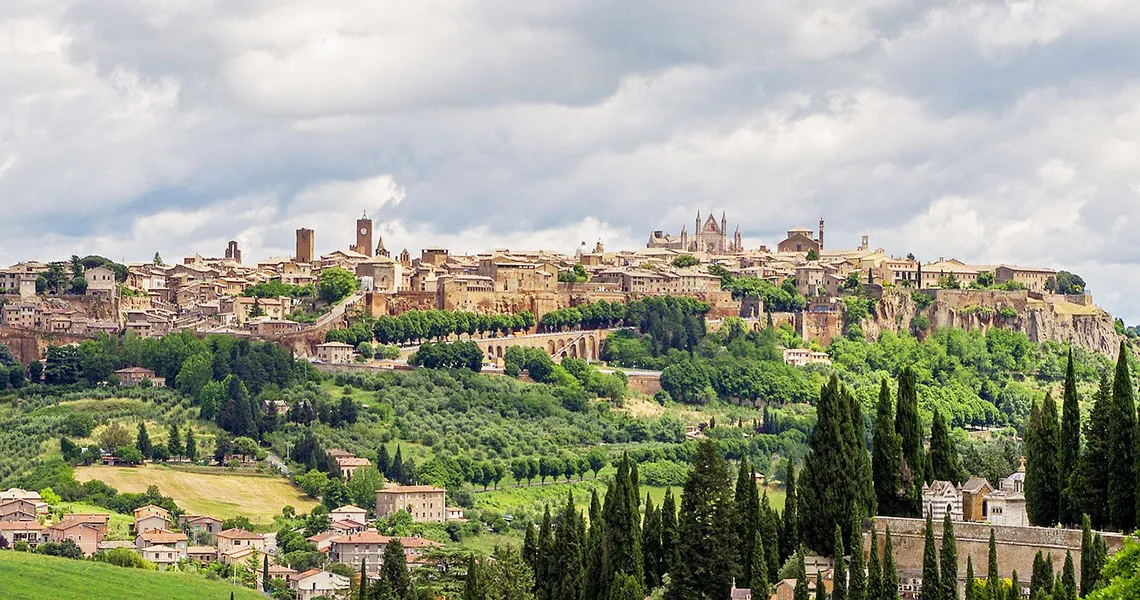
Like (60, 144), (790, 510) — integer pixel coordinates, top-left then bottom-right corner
(647, 211), (742, 254)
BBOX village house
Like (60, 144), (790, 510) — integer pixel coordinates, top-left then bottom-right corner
(260, 563), (298, 588)
(0, 498), (38, 522)
(375, 485), (447, 523)
(335, 456), (371, 481)
(84, 266), (118, 297)
(329, 519), (369, 536)
(217, 528), (267, 562)
(135, 528), (188, 557)
(187, 545), (218, 565)
(446, 507), (465, 521)
(782, 348), (832, 367)
(316, 341), (355, 364)
(0, 520), (47, 547)
(141, 544), (180, 570)
(290, 569), (351, 600)
(61, 514), (110, 537)
(132, 504), (171, 534)
(177, 514), (223, 538)
(47, 518), (104, 556)
(115, 367), (166, 388)
(329, 505), (368, 525)
(327, 533), (444, 575)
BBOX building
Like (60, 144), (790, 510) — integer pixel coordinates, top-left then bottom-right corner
(0, 520), (47, 547)
(0, 498), (38, 522)
(986, 459), (1029, 527)
(647, 211), (742, 254)
(132, 505), (171, 534)
(335, 457), (371, 481)
(960, 477), (994, 522)
(290, 569), (351, 600)
(316, 341), (355, 363)
(296, 228), (315, 264)
(777, 220), (824, 254)
(141, 544), (180, 570)
(446, 506), (465, 521)
(224, 240), (242, 264)
(351, 214), (374, 258)
(922, 480), (964, 522)
(995, 265), (1056, 294)
(375, 485), (446, 523)
(327, 532), (390, 576)
(217, 528), (267, 559)
(135, 528), (188, 556)
(85, 266), (118, 297)
(782, 348), (832, 367)
(115, 367), (166, 388)
(187, 546), (218, 565)
(357, 255), (402, 295)
(47, 518), (104, 556)
(330, 505), (368, 526)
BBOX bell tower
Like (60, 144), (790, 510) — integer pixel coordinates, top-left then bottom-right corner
(353, 212), (374, 257)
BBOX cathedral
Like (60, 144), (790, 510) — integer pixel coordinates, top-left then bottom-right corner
(647, 211), (742, 254)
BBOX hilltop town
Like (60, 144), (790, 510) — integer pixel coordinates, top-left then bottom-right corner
(0, 211), (1120, 366)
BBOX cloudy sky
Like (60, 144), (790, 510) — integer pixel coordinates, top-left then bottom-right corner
(3, 1), (1140, 320)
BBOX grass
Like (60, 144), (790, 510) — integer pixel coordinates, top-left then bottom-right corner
(75, 464), (318, 525)
(0, 550), (264, 600)
(320, 380), (379, 407)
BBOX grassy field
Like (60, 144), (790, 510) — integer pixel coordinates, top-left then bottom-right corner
(0, 551), (264, 600)
(473, 480), (786, 518)
(75, 464), (318, 525)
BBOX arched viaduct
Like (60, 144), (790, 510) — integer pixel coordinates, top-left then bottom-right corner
(474, 329), (612, 365)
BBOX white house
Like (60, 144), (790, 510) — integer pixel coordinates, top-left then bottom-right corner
(290, 569), (351, 600)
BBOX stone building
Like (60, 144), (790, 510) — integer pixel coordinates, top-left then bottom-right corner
(777, 220), (825, 254)
(922, 480), (964, 522)
(375, 485), (446, 523)
(646, 211), (742, 253)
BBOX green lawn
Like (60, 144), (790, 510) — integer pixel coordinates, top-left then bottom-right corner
(320, 380), (379, 407)
(0, 551), (264, 600)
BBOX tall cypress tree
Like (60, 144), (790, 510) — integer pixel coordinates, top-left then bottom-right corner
(262, 553), (270, 593)
(585, 490), (605, 600)
(1007, 571), (1020, 600)
(986, 530), (1000, 600)
(734, 457), (758, 586)
(793, 550), (810, 600)
(873, 380), (904, 516)
(833, 526), (847, 600)
(866, 530), (881, 600)
(760, 491), (781, 584)
(921, 514), (940, 600)
(523, 523), (539, 577)
(896, 367), (923, 517)
(781, 464), (799, 561)
(665, 439), (738, 600)
(642, 493), (662, 591)
(358, 558), (369, 600)
(659, 488), (678, 582)
(964, 557), (976, 600)
(881, 527), (897, 600)
(553, 492), (585, 600)
(377, 444), (391, 479)
(1026, 393), (1061, 527)
(941, 513), (958, 600)
(815, 572), (827, 600)
(136, 422), (152, 459)
(1079, 515), (1105, 598)
(1107, 342), (1136, 532)
(751, 528), (769, 597)
(1030, 552), (1046, 597)
(1059, 350), (1082, 525)
(380, 539), (410, 599)
(930, 408), (961, 484)
(390, 445), (404, 484)
(184, 425), (197, 461)
(537, 505), (555, 600)
(845, 384), (877, 520)
(848, 519), (866, 600)
(1060, 551), (1077, 600)
(463, 556), (485, 600)
(603, 456), (643, 598)
(1078, 374), (1112, 529)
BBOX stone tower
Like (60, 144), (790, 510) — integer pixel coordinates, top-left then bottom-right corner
(818, 218), (825, 250)
(353, 212), (373, 257)
(296, 228), (314, 264)
(224, 240), (242, 264)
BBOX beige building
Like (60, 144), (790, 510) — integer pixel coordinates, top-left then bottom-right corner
(47, 519), (104, 556)
(85, 266), (118, 296)
(357, 256), (402, 294)
(290, 569), (351, 600)
(132, 505), (171, 534)
(0, 520), (47, 547)
(329, 505), (368, 526)
(782, 348), (832, 367)
(995, 265), (1056, 294)
(115, 367), (166, 388)
(217, 528), (266, 558)
(141, 544), (180, 570)
(922, 480), (964, 522)
(335, 457), (371, 481)
(375, 485), (446, 523)
(316, 342), (355, 363)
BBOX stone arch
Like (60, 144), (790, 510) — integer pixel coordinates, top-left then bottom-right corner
(556, 339), (566, 353)
(547, 340), (556, 354)
(495, 346), (503, 359)
(587, 336), (596, 360)
(577, 338), (586, 360)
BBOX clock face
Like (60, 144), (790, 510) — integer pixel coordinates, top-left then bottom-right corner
(360, 227), (369, 235)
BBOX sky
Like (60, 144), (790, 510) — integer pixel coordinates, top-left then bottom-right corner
(3, 1), (1140, 320)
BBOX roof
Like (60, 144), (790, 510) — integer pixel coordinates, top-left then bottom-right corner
(133, 505), (171, 518)
(317, 341), (355, 348)
(376, 485), (446, 494)
(335, 457), (371, 466)
(961, 476), (993, 493)
(331, 505), (366, 513)
(117, 367), (157, 375)
(0, 520), (45, 530)
(330, 532), (392, 545)
(187, 546), (218, 554)
(140, 529), (188, 543)
(399, 537), (444, 549)
(217, 528), (264, 540)
(142, 544), (176, 554)
(290, 568), (325, 581)
(330, 519), (366, 530)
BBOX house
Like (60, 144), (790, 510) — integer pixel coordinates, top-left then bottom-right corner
(217, 528), (266, 560)
(187, 546), (218, 565)
(446, 506), (465, 521)
(135, 528), (188, 556)
(133, 504), (172, 534)
(960, 477), (994, 522)
(47, 518), (104, 556)
(330, 519), (368, 535)
(141, 544), (180, 570)
(335, 457), (371, 481)
(61, 514), (110, 537)
(115, 367), (166, 387)
(0, 498), (37, 522)
(329, 505), (368, 525)
(782, 348), (832, 367)
(85, 266), (118, 297)
(178, 514), (223, 538)
(289, 569), (351, 600)
(327, 532), (390, 576)
(316, 342), (355, 364)
(306, 531), (341, 553)
(375, 485), (447, 523)
(772, 569), (834, 600)
(922, 480), (964, 522)
(0, 520), (47, 547)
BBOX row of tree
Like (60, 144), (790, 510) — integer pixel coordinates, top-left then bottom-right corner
(368, 310), (537, 346)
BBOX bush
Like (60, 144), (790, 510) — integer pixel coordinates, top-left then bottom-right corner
(93, 547), (154, 569)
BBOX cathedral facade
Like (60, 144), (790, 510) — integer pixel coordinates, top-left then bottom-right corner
(647, 211), (742, 254)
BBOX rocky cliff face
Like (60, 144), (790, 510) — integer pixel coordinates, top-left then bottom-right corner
(865, 289), (1122, 358)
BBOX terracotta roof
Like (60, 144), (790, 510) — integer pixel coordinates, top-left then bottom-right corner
(331, 505), (365, 514)
(187, 546), (218, 554)
(0, 520), (45, 530)
(330, 519), (366, 530)
(398, 537), (443, 549)
(330, 532), (392, 545)
(334, 457), (371, 467)
(140, 529), (188, 543)
(217, 528), (264, 540)
(291, 568), (324, 581)
(133, 504), (170, 518)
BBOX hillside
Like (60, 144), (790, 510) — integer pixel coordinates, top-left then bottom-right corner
(0, 551), (263, 600)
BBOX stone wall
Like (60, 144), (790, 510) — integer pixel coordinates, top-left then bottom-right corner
(0, 327), (95, 364)
(867, 517), (1125, 588)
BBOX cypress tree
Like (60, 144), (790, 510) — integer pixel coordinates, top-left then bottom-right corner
(881, 527), (897, 600)
(553, 492), (585, 600)
(665, 439), (738, 600)
(358, 558), (369, 600)
(794, 551), (811, 600)
(585, 490), (605, 600)
(845, 384), (877, 520)
(986, 530), (1000, 600)
(922, 514), (940, 600)
(603, 456), (644, 598)
(659, 488), (678, 581)
(930, 408), (961, 484)
(523, 523), (539, 577)
(463, 556), (485, 600)
(760, 491), (781, 584)
(781, 464), (799, 561)
(381, 539), (410, 599)
(377, 444), (391, 478)
(537, 505), (555, 600)
(816, 572), (827, 600)
(168, 422), (182, 460)
(642, 493), (662, 590)
(866, 529), (881, 600)
(873, 379), (904, 517)
(896, 367), (923, 517)
(1030, 552), (1045, 597)
(735, 457), (758, 586)
(1107, 342), (1136, 532)
(964, 557), (976, 600)
(1007, 571), (1020, 600)
(848, 519), (866, 600)
(183, 426), (196, 461)
(1059, 350), (1082, 525)
(1078, 374), (1112, 529)
(1044, 554), (1056, 595)
(1079, 516), (1105, 598)
(1026, 392), (1062, 527)
(263, 553), (270, 593)
(391, 445), (404, 484)
(941, 513), (958, 600)
(136, 422), (152, 458)
(751, 528), (769, 598)
(833, 526), (847, 600)
(1060, 551), (1077, 600)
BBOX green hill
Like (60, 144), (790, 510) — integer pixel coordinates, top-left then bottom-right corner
(0, 551), (264, 600)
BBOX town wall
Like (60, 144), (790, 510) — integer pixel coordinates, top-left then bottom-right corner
(0, 327), (96, 364)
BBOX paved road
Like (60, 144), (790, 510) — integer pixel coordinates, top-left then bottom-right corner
(266, 453), (291, 476)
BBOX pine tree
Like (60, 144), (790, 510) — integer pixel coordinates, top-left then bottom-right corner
(1107, 342), (1136, 532)
(941, 513), (958, 600)
(553, 492), (585, 600)
(986, 530), (1000, 600)
(381, 539), (410, 599)
(794, 551), (811, 600)
(832, 525), (847, 600)
(538, 504), (556, 599)
(1060, 350), (1082, 525)
(377, 444), (391, 478)
(735, 457), (758, 586)
(922, 514), (940, 600)
(930, 408), (961, 484)
(760, 491), (780, 584)
(585, 490), (605, 600)
(873, 379), (904, 517)
(896, 367), (923, 517)
(881, 527), (897, 600)
(964, 557), (976, 600)
(642, 493), (662, 591)
(391, 445), (404, 484)
(867, 530), (882, 600)
(659, 488), (678, 582)
(1078, 374), (1112, 529)
(603, 456), (644, 599)
(183, 426), (196, 461)
(848, 519), (866, 600)
(358, 558), (369, 600)
(781, 464), (799, 561)
(665, 440), (738, 600)
(167, 423), (182, 460)
(751, 528), (770, 597)
(1026, 392), (1062, 526)
(1060, 551), (1077, 600)
(136, 422), (152, 458)
(463, 556), (485, 600)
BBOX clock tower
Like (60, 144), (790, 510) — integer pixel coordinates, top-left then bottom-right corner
(352, 212), (374, 257)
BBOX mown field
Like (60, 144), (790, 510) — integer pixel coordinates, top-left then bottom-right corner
(75, 464), (317, 524)
(0, 551), (264, 600)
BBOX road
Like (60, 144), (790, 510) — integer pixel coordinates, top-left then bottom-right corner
(266, 453), (290, 476)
